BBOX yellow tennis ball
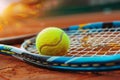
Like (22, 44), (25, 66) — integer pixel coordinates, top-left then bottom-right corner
(36, 27), (70, 56)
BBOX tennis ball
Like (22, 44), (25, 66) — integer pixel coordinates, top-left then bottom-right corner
(36, 27), (70, 56)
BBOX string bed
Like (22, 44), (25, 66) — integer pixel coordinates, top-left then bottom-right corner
(23, 27), (120, 57)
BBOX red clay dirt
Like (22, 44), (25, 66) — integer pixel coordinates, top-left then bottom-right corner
(0, 11), (120, 80)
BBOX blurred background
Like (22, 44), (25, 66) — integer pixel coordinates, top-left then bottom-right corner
(43, 0), (120, 16)
(0, 0), (120, 38)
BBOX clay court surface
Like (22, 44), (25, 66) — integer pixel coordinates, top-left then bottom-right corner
(0, 11), (120, 80)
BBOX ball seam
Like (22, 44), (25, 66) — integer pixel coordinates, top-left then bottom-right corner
(39, 32), (64, 54)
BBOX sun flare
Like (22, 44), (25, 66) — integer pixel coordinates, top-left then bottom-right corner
(0, 0), (19, 15)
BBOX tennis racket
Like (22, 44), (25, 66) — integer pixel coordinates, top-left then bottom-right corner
(0, 21), (120, 72)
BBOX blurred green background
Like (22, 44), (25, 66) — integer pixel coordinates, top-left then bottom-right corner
(43, 0), (120, 17)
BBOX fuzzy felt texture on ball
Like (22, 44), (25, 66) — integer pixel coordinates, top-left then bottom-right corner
(36, 27), (70, 56)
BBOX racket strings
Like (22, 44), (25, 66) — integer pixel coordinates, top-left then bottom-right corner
(67, 28), (120, 57)
(22, 28), (120, 57)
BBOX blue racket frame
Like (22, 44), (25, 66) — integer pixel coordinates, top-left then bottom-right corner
(0, 21), (120, 72)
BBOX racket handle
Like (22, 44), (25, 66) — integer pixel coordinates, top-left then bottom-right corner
(0, 33), (37, 45)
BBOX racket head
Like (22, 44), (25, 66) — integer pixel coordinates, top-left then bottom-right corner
(20, 21), (120, 71)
